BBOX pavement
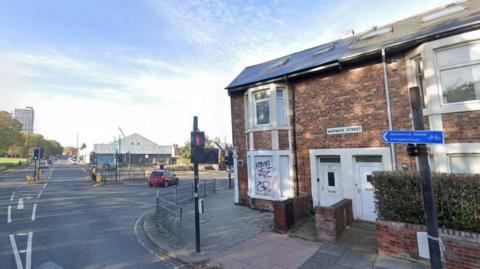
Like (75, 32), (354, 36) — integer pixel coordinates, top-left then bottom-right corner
(143, 189), (321, 268)
(0, 162), (189, 269)
(144, 189), (431, 269)
(298, 223), (430, 269)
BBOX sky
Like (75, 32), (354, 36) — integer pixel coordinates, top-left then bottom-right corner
(0, 0), (454, 148)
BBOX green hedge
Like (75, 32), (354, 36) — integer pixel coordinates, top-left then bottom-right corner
(371, 172), (480, 233)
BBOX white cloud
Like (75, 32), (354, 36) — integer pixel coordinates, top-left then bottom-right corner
(0, 49), (232, 147)
(0, 0), (456, 149)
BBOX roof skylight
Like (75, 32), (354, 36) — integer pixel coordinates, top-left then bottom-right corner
(360, 26), (392, 40)
(266, 58), (289, 71)
(314, 44), (335, 56)
(422, 5), (465, 22)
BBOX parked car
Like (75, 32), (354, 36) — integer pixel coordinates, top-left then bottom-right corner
(148, 170), (178, 187)
(39, 160), (49, 168)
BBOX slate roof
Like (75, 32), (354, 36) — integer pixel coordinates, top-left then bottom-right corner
(226, 0), (480, 92)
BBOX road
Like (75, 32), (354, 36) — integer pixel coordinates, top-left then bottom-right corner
(0, 163), (186, 269)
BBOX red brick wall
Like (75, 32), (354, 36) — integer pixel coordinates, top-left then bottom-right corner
(278, 130), (289, 150)
(376, 220), (426, 259)
(315, 199), (353, 243)
(253, 131), (272, 150)
(293, 58), (414, 196)
(442, 231), (480, 269)
(273, 195), (311, 233)
(377, 220), (480, 269)
(250, 198), (273, 211)
(443, 111), (480, 143)
(230, 92), (249, 205)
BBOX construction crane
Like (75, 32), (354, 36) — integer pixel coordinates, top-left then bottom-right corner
(118, 127), (131, 169)
(118, 127), (126, 139)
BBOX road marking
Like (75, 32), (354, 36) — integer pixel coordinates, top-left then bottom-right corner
(43, 183), (48, 189)
(9, 234), (23, 269)
(17, 198), (24, 210)
(26, 232), (32, 269)
(8, 206), (12, 223)
(11, 192), (15, 201)
(48, 167), (54, 180)
(31, 204), (37, 221)
(37, 189), (43, 199)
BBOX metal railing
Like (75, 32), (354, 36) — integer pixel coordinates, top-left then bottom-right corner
(156, 190), (183, 242)
(155, 179), (229, 243)
(99, 171), (146, 183)
(160, 180), (220, 204)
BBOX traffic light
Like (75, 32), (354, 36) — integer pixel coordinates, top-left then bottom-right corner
(191, 131), (205, 163)
(33, 148), (43, 160)
(224, 150), (234, 166)
(190, 131), (219, 164)
(90, 152), (97, 163)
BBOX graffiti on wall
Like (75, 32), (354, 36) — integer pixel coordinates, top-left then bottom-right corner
(255, 157), (273, 196)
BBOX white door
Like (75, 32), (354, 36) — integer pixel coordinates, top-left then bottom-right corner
(355, 163), (383, 221)
(317, 160), (343, 207)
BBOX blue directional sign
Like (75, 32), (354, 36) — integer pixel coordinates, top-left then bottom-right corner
(381, 130), (444, 144)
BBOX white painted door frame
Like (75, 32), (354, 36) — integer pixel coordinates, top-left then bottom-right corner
(317, 161), (343, 207)
(353, 161), (384, 222)
(309, 147), (392, 219)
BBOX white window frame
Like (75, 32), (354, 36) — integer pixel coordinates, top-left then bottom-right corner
(411, 29), (480, 116)
(246, 150), (294, 201)
(434, 40), (480, 107)
(244, 83), (291, 132)
(447, 153), (480, 174)
(276, 87), (288, 126)
(253, 88), (271, 126)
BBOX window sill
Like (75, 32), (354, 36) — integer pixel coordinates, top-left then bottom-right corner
(245, 125), (292, 133)
(424, 101), (480, 116)
(247, 192), (291, 201)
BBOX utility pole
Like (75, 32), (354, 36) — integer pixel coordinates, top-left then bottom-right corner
(409, 87), (443, 269)
(193, 116), (201, 253)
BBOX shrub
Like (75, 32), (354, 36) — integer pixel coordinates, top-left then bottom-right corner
(371, 172), (480, 233)
(166, 165), (193, 171)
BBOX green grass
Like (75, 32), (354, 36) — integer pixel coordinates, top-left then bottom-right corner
(0, 157), (27, 164)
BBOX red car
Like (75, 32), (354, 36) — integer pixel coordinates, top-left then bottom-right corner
(148, 170), (179, 187)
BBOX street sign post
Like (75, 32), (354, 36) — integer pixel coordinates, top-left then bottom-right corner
(381, 87), (443, 269)
(381, 130), (444, 144)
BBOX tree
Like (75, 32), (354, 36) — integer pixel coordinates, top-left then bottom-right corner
(63, 146), (77, 156)
(0, 111), (23, 156)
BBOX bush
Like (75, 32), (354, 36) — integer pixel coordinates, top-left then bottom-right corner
(166, 165), (193, 171)
(371, 172), (480, 233)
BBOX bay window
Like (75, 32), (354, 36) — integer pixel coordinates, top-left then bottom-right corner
(254, 90), (270, 125)
(245, 83), (290, 129)
(247, 151), (294, 200)
(276, 87), (287, 126)
(436, 41), (480, 104)
(448, 153), (480, 174)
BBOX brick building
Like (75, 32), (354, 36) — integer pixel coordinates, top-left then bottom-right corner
(226, 1), (480, 221)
